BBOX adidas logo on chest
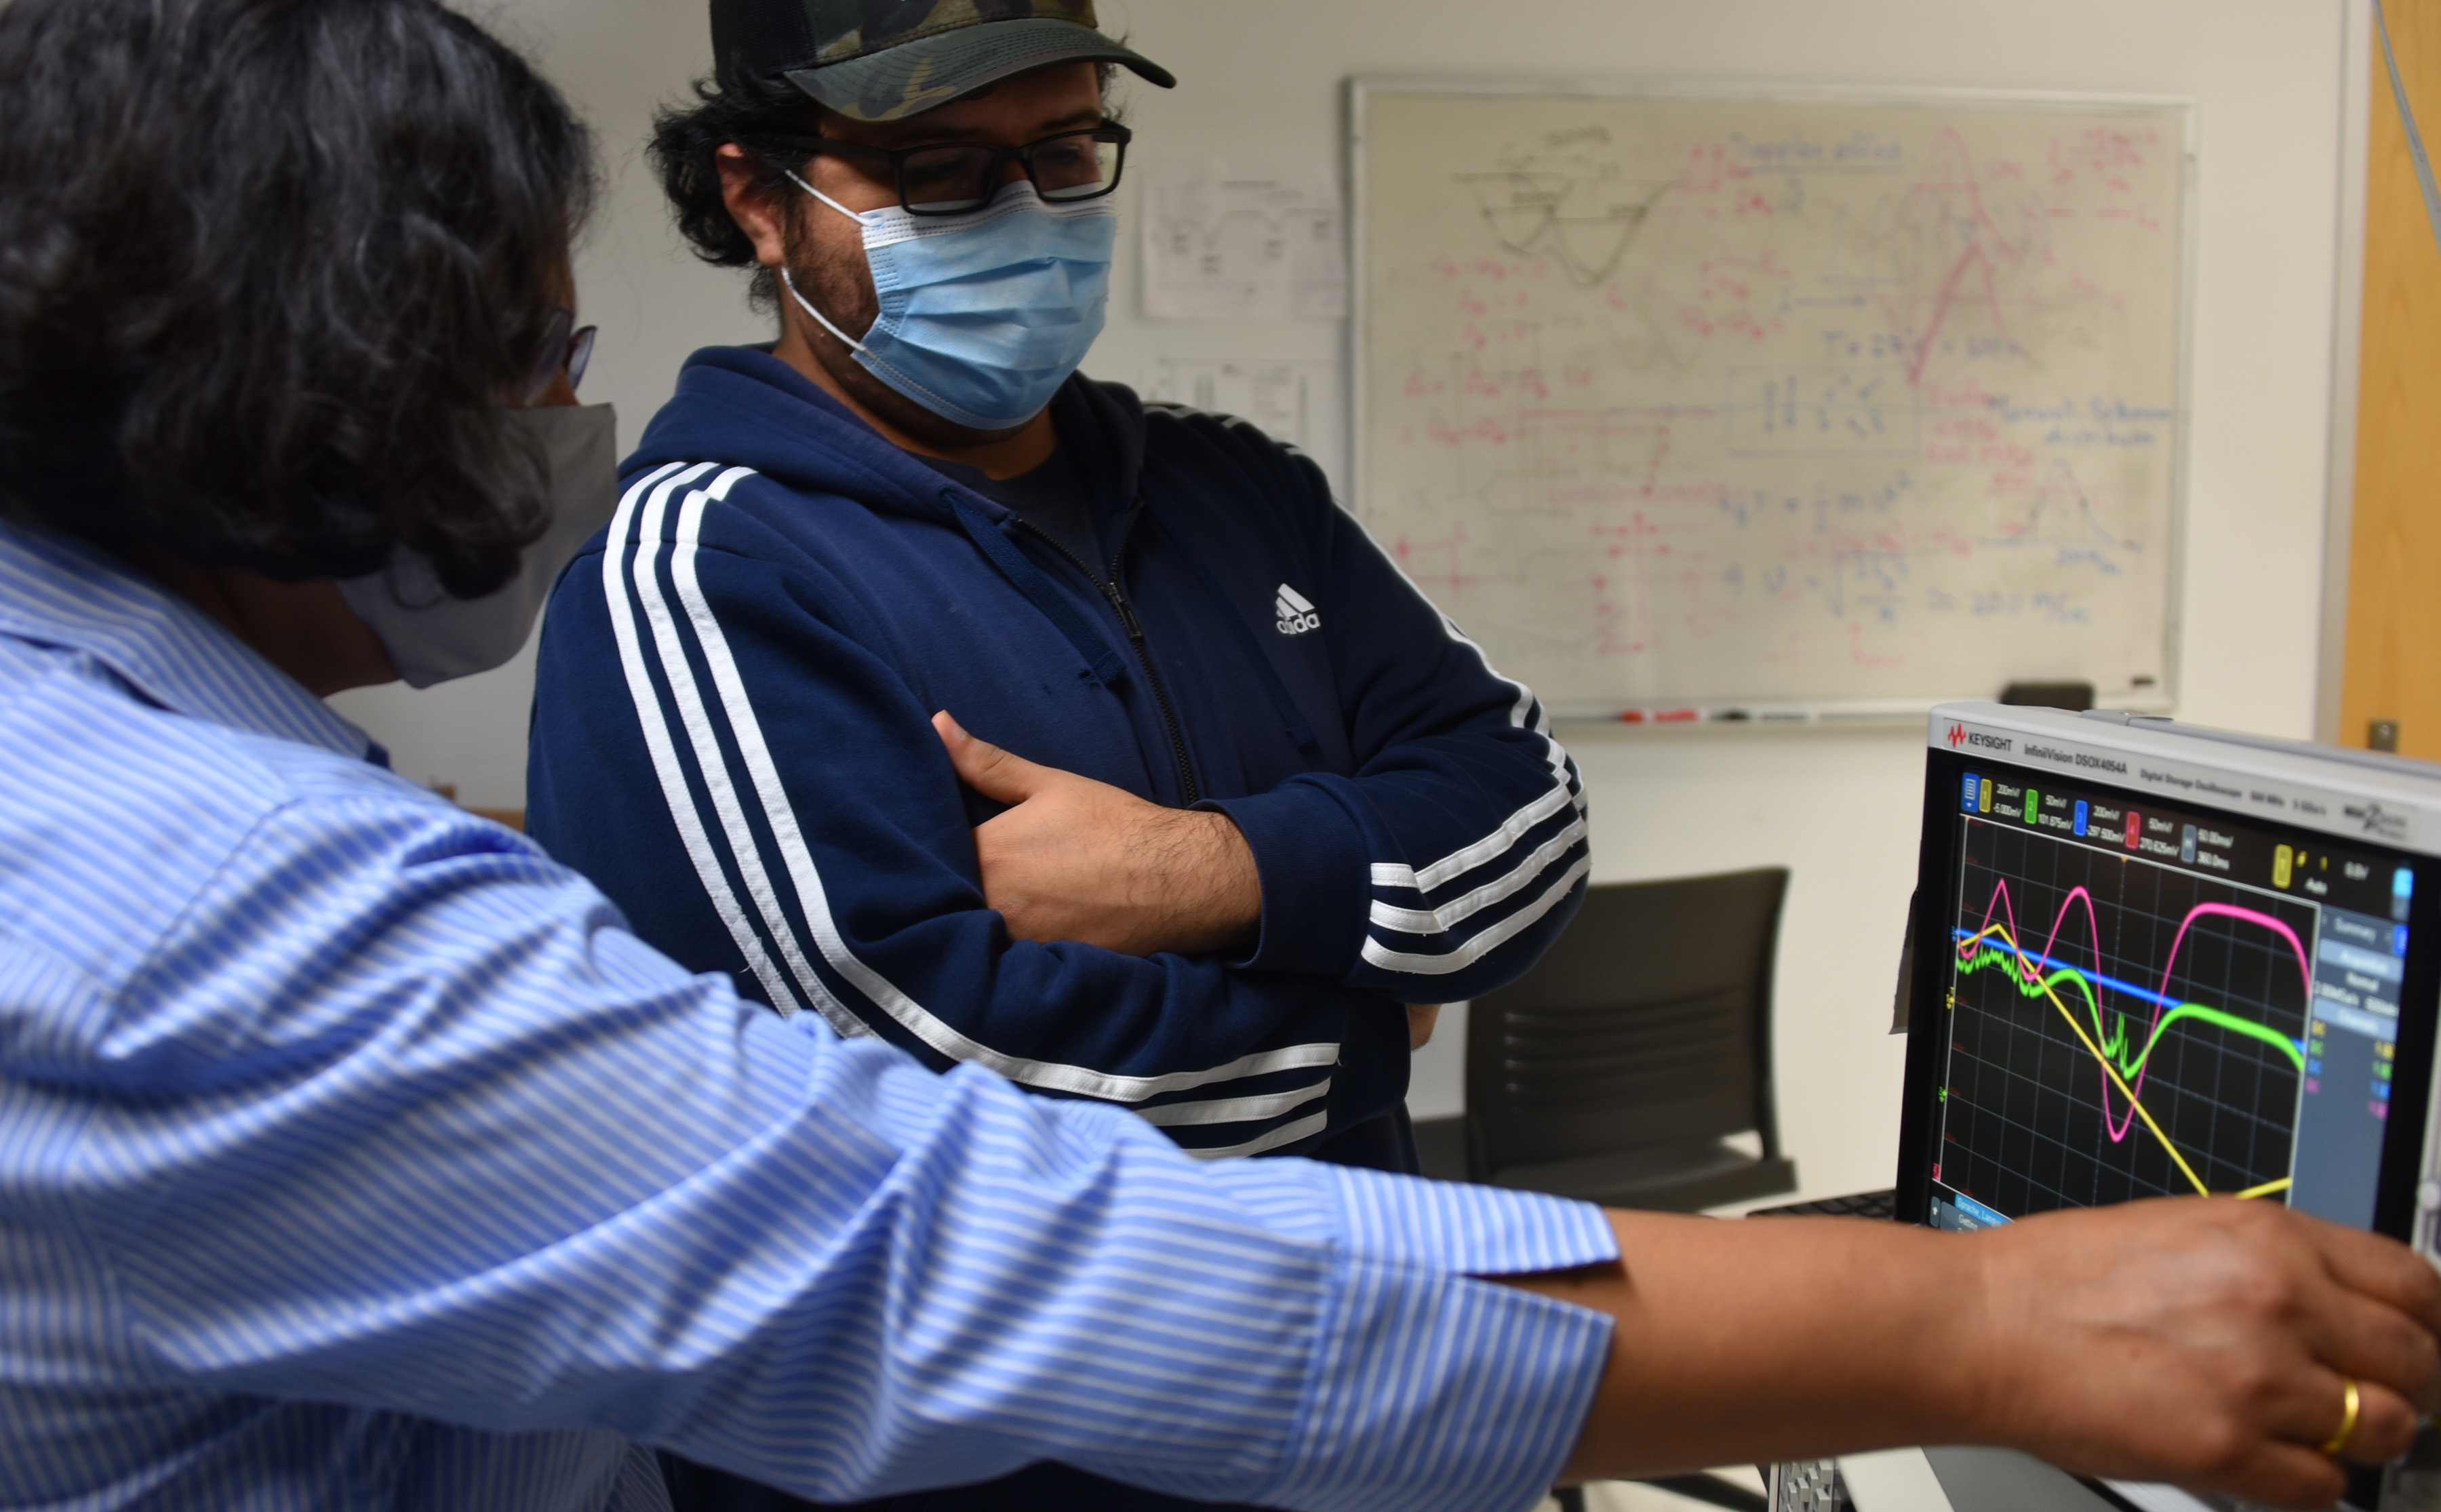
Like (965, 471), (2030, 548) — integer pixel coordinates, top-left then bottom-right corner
(1274, 584), (1320, 637)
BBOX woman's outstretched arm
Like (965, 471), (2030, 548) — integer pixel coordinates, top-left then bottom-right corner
(1509, 1199), (2441, 1509)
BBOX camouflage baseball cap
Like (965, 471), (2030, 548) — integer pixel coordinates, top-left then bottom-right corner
(710, 0), (1175, 123)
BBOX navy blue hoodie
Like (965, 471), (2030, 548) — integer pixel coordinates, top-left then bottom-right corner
(527, 347), (1589, 1159)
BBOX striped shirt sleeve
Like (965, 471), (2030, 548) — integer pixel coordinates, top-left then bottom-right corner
(40, 789), (1614, 1511)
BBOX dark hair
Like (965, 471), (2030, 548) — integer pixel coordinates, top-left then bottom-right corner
(650, 63), (1119, 313)
(650, 68), (827, 314)
(0, 0), (595, 595)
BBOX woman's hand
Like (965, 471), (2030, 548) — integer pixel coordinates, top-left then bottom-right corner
(1970, 1198), (2440, 1505)
(1503, 1197), (2441, 1509)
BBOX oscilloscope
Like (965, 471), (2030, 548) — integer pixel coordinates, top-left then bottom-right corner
(1897, 704), (2441, 1245)
(1888, 705), (2441, 1512)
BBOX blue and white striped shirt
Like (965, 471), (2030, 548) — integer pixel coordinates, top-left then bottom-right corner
(0, 517), (1617, 1512)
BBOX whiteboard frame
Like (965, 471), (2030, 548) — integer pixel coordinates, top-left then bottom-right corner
(2318, 1), (2374, 746)
(1346, 77), (2200, 725)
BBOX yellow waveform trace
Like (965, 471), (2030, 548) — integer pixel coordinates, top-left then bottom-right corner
(1981, 922), (2213, 1197)
(2234, 1178), (2293, 1201)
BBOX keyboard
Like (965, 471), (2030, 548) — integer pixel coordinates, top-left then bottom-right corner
(1749, 1189), (1897, 1220)
(1768, 1458), (1848, 1511)
(1756, 1193), (1899, 1512)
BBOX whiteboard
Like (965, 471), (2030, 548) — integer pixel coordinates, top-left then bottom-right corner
(1351, 82), (2194, 719)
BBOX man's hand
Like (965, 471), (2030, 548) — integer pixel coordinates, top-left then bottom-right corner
(1406, 1004), (1440, 1050)
(935, 711), (1261, 958)
(1511, 1198), (2441, 1509)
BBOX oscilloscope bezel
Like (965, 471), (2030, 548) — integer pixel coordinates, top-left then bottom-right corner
(1893, 705), (2441, 1245)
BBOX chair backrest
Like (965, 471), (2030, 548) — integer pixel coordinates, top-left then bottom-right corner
(1465, 867), (1791, 1176)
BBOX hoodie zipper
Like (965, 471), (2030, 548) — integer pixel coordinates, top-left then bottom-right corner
(1013, 504), (1202, 807)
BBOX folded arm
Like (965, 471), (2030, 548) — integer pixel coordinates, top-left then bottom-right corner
(528, 518), (1352, 1151)
(1183, 458), (1593, 1003)
(926, 454), (1587, 1003)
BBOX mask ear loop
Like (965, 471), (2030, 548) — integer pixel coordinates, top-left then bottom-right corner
(779, 168), (874, 355)
(780, 266), (869, 356)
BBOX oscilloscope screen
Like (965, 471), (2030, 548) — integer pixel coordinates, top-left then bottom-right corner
(1921, 761), (2419, 1233)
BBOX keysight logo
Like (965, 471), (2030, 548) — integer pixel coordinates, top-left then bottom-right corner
(2346, 801), (2410, 841)
(1275, 583), (1321, 637)
(1946, 723), (1967, 749)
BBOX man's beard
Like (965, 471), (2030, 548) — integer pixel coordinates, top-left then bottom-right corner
(780, 217), (1031, 449)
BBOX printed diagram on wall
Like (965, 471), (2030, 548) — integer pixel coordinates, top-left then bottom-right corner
(1147, 357), (1346, 492)
(1355, 89), (2188, 715)
(1143, 160), (1349, 320)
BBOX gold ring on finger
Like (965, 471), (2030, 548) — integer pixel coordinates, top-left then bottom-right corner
(2318, 1375), (2362, 1459)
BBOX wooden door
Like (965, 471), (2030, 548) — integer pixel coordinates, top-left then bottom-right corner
(2341, 3), (2441, 757)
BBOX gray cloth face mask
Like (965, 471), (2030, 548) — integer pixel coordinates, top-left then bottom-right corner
(337, 403), (619, 689)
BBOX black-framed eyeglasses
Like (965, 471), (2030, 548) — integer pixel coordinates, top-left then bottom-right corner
(519, 306), (597, 405)
(768, 122), (1131, 216)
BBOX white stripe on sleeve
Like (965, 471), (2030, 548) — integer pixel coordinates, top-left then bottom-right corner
(1360, 856), (1592, 977)
(600, 461), (820, 1023)
(624, 465), (870, 1040)
(1135, 1080), (1332, 1129)
(1370, 814), (1589, 938)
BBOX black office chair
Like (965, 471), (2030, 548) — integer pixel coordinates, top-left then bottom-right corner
(1417, 871), (1794, 1512)
(1415, 867), (1797, 1212)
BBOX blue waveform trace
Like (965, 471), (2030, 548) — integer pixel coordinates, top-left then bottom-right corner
(1951, 927), (2309, 1057)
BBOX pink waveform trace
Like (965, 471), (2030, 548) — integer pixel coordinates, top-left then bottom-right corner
(1962, 879), (2314, 1142)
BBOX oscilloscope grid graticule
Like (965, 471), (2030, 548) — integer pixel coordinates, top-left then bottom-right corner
(1936, 810), (2317, 1216)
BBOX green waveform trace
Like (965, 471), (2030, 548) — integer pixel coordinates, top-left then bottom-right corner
(1956, 942), (2308, 1081)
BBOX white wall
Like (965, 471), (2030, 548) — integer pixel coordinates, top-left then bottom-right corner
(336, 0), (2349, 1203)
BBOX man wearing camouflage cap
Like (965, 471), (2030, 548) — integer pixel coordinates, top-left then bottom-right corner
(528, 6), (1593, 1502)
(727, 0), (1158, 123)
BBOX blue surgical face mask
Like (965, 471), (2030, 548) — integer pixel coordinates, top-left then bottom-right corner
(781, 172), (1116, 432)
